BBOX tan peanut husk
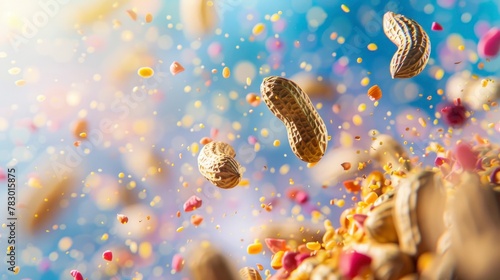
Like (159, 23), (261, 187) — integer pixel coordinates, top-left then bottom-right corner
(239, 267), (263, 280)
(261, 76), (328, 163)
(393, 170), (446, 257)
(383, 12), (431, 79)
(198, 141), (242, 189)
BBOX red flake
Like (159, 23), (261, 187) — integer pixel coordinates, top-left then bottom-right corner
(431, 22), (443, 31)
(102, 250), (113, 261)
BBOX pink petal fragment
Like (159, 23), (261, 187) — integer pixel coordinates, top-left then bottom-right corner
(170, 61), (185, 75)
(172, 254), (184, 272)
(431, 22), (443, 31)
(264, 238), (287, 254)
(294, 253), (311, 265)
(478, 27), (500, 58)
(455, 142), (478, 171)
(434, 156), (449, 166)
(183, 195), (202, 212)
(70, 270), (84, 280)
(294, 190), (309, 204)
(339, 251), (372, 279)
(282, 251), (299, 271)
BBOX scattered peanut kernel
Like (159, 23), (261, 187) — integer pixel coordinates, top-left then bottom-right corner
(252, 23), (265, 36)
(306, 241), (321, 251)
(222, 67), (230, 78)
(138, 67), (154, 78)
(271, 251), (285, 269)
(364, 192), (378, 204)
(336, 199), (345, 207)
(367, 43), (378, 51)
(191, 215), (204, 226)
(247, 242), (263, 254)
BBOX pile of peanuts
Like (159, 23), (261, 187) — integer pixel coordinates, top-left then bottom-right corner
(247, 136), (500, 280)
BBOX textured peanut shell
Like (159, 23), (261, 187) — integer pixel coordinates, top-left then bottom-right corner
(261, 76), (328, 163)
(365, 199), (399, 244)
(393, 170), (446, 257)
(198, 141), (241, 189)
(383, 12), (431, 79)
(239, 267), (262, 280)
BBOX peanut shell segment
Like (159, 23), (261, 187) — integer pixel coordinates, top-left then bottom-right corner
(198, 141), (241, 189)
(260, 76), (328, 163)
(383, 12), (431, 79)
(239, 267), (263, 280)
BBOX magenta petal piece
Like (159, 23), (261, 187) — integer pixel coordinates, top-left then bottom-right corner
(478, 27), (500, 58)
(431, 22), (443, 31)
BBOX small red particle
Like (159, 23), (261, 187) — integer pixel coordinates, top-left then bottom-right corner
(172, 254), (184, 272)
(117, 214), (128, 224)
(434, 156), (449, 166)
(282, 251), (299, 271)
(286, 188), (299, 199)
(431, 22), (443, 31)
(70, 270), (84, 280)
(339, 251), (372, 279)
(102, 250), (113, 261)
(294, 190), (309, 204)
(341, 162), (352, 170)
(343, 180), (361, 193)
(183, 195), (203, 212)
(441, 98), (468, 128)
